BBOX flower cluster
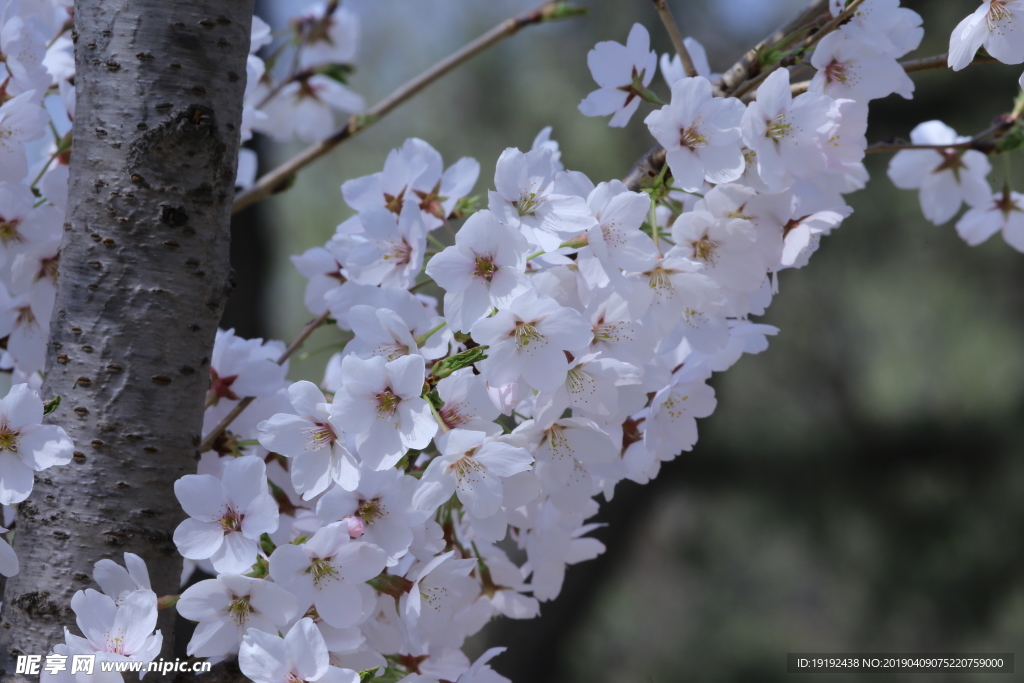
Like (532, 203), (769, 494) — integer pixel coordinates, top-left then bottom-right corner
(10, 1), (1024, 682)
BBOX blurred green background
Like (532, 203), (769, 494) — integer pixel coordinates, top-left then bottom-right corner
(226, 1), (1024, 680)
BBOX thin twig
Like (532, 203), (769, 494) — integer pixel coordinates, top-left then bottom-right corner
(652, 0), (696, 78)
(714, 0), (827, 94)
(232, 0), (583, 214)
(729, 0), (867, 99)
(198, 309), (333, 453)
(865, 118), (1014, 155)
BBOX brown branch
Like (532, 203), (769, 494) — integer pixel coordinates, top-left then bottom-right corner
(714, 0), (827, 95)
(232, 0), (584, 214)
(865, 117), (1015, 155)
(198, 309), (333, 453)
(652, 0), (696, 78)
(729, 0), (867, 99)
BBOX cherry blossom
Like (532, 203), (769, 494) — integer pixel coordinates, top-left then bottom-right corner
(949, 0), (1024, 70)
(886, 120), (992, 224)
(173, 455), (279, 574)
(0, 383), (73, 505)
(240, 618), (360, 683)
(645, 76), (747, 191)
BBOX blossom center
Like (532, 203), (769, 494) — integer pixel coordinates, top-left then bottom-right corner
(678, 124), (706, 150)
(824, 59), (849, 84)
(227, 596), (252, 625)
(376, 388), (400, 418)
(691, 236), (719, 265)
(309, 557), (337, 585)
(473, 255), (498, 282)
(358, 498), (385, 524)
(304, 422), (337, 450)
(989, 1), (1011, 25)
(383, 238), (413, 266)
(208, 368), (240, 405)
(218, 507), (243, 533)
(0, 421), (20, 452)
(0, 218), (21, 245)
(516, 191), (543, 217)
(766, 115), (791, 141)
(512, 321), (543, 349)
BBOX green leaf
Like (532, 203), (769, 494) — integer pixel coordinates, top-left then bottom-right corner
(316, 63), (355, 84)
(43, 395), (61, 416)
(431, 345), (489, 379)
(997, 126), (1024, 153)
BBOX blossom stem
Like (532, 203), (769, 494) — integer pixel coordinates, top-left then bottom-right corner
(199, 309), (333, 453)
(233, 0), (584, 214)
(652, 0), (697, 78)
(426, 398), (449, 433)
(415, 321), (447, 347)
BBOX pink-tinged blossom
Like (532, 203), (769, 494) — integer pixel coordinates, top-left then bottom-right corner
(293, 2), (359, 69)
(741, 69), (838, 191)
(584, 180), (659, 274)
(645, 76), (746, 191)
(436, 368), (501, 434)
(519, 417), (618, 512)
(488, 147), (595, 251)
(425, 210), (531, 333)
(949, 1), (1024, 70)
(240, 618), (360, 683)
(332, 354), (437, 470)
(0, 383), (73, 505)
(413, 429), (534, 519)
(0, 91), (48, 183)
(534, 352), (641, 424)
(177, 574), (298, 658)
(94, 553), (151, 606)
(471, 290), (593, 392)
(316, 466), (428, 566)
(256, 380), (358, 499)
(955, 189), (1024, 251)
(291, 236), (349, 315)
(63, 589), (162, 675)
(809, 32), (914, 101)
(644, 373), (717, 458)
(401, 552), (479, 638)
(344, 204), (427, 290)
(0, 6), (51, 100)
(269, 523), (386, 628)
(578, 23), (657, 127)
(342, 138), (479, 230)
(173, 456), (279, 574)
(208, 329), (288, 406)
(671, 208), (768, 293)
(886, 120), (992, 224)
(255, 75), (364, 143)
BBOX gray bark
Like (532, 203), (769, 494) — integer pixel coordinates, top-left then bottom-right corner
(1, 0), (253, 676)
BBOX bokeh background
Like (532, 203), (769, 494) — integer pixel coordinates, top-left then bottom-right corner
(225, 1), (1024, 681)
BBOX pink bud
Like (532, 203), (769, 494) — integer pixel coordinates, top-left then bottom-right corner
(344, 516), (365, 539)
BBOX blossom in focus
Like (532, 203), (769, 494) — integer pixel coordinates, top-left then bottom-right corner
(949, 0), (1024, 70)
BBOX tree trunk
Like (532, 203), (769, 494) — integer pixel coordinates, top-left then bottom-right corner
(1, 0), (253, 674)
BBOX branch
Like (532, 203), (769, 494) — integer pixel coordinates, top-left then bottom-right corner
(198, 309), (332, 453)
(865, 117), (1015, 155)
(652, 0), (697, 78)
(232, 0), (584, 214)
(729, 0), (867, 99)
(714, 0), (827, 94)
